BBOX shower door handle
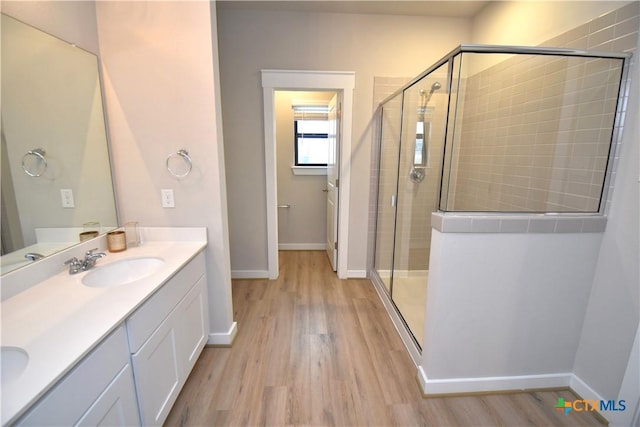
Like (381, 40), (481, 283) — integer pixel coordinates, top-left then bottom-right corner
(391, 195), (396, 207)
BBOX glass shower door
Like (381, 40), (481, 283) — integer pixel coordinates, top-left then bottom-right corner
(373, 94), (403, 293)
(391, 70), (447, 348)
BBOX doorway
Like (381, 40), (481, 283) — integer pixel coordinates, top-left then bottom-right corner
(261, 70), (355, 279)
(274, 90), (336, 258)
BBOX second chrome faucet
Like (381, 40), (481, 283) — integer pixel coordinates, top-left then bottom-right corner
(64, 248), (106, 274)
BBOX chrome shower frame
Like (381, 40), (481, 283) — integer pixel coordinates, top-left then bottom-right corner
(371, 44), (632, 366)
(378, 43), (632, 216)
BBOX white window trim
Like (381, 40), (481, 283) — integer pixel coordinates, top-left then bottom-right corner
(291, 165), (327, 176)
(262, 69), (355, 280)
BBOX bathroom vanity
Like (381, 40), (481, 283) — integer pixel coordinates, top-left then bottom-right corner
(1, 228), (208, 426)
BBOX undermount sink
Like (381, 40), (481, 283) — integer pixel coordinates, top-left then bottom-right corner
(82, 257), (165, 288)
(1, 347), (29, 385)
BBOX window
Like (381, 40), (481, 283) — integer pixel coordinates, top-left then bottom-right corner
(293, 105), (329, 166)
(414, 121), (425, 165)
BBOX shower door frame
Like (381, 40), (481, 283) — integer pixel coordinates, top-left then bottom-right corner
(371, 93), (428, 366)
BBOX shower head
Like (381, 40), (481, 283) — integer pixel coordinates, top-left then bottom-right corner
(420, 81), (442, 108)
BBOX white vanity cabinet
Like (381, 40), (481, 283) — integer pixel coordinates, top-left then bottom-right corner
(126, 252), (208, 426)
(1, 230), (210, 426)
(14, 251), (209, 427)
(17, 326), (140, 426)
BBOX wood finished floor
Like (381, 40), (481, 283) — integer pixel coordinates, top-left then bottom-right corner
(165, 251), (605, 427)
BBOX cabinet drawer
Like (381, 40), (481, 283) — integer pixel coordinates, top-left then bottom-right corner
(17, 326), (130, 426)
(126, 252), (205, 353)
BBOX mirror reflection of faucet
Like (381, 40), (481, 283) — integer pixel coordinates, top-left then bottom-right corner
(24, 253), (45, 262)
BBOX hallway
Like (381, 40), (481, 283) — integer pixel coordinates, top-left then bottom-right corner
(165, 251), (604, 426)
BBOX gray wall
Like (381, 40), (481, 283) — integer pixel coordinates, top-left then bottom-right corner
(1, 1), (100, 54)
(216, 6), (471, 274)
(2, 13), (116, 245)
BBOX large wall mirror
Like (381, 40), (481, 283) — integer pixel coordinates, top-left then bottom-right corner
(1, 13), (118, 275)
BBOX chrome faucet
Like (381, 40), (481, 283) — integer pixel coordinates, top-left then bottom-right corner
(64, 248), (106, 274)
(24, 252), (45, 261)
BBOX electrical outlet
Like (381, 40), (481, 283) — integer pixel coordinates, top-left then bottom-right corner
(161, 189), (175, 208)
(60, 189), (75, 208)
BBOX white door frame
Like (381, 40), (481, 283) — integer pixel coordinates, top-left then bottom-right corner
(261, 70), (355, 279)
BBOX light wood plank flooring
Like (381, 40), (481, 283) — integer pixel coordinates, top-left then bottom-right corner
(165, 251), (605, 426)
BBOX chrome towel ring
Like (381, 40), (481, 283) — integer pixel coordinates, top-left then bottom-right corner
(22, 148), (47, 177)
(166, 149), (192, 178)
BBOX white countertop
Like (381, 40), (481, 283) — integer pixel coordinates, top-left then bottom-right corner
(1, 228), (207, 425)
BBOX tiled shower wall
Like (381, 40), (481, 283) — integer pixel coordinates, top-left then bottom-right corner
(448, 2), (639, 212)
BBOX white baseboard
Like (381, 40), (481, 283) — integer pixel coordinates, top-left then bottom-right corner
(570, 373), (604, 402)
(231, 270), (269, 279)
(570, 374), (617, 424)
(416, 368), (632, 424)
(278, 243), (325, 250)
(347, 270), (367, 278)
(417, 366), (573, 395)
(208, 322), (237, 346)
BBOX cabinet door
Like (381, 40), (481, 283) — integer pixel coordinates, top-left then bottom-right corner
(76, 365), (140, 426)
(17, 327), (134, 426)
(131, 322), (180, 426)
(175, 276), (209, 378)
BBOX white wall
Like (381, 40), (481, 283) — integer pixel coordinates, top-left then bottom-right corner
(216, 7), (470, 274)
(573, 27), (640, 402)
(95, 1), (235, 344)
(417, 0), (640, 411)
(422, 230), (602, 389)
(472, 0), (640, 414)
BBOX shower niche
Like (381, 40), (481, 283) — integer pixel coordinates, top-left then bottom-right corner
(371, 44), (629, 354)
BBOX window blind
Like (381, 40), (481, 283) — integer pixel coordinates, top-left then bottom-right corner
(292, 105), (329, 121)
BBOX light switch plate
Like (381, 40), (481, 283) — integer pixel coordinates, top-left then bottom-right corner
(60, 189), (75, 208)
(161, 189), (175, 208)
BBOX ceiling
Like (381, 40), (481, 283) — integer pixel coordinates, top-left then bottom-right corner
(216, 1), (490, 19)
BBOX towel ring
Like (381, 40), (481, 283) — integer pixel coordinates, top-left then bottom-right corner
(22, 148), (48, 177)
(166, 149), (192, 178)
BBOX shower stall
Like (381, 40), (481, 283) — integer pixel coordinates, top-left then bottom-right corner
(371, 44), (629, 356)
